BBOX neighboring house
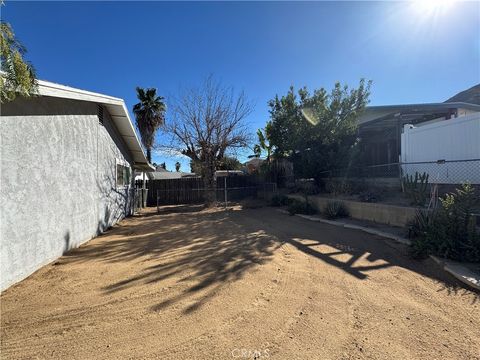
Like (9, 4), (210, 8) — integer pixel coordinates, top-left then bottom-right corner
(244, 157), (265, 174)
(136, 168), (244, 182)
(355, 84), (480, 185)
(149, 168), (197, 180)
(357, 101), (480, 166)
(135, 167), (196, 181)
(0, 79), (153, 291)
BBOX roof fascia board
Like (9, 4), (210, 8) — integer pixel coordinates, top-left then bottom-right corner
(37, 79), (123, 105)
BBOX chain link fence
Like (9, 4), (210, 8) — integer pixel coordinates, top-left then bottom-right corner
(156, 182), (277, 210)
(400, 159), (480, 184)
(311, 159), (480, 204)
(318, 159), (479, 185)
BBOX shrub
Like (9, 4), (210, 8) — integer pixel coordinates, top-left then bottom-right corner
(325, 179), (352, 195)
(287, 199), (317, 216)
(323, 201), (350, 219)
(408, 209), (432, 239)
(402, 171), (429, 206)
(408, 184), (480, 262)
(270, 194), (292, 207)
(349, 179), (368, 195)
(358, 190), (381, 203)
(324, 179), (368, 196)
(408, 210), (438, 259)
(296, 179), (319, 196)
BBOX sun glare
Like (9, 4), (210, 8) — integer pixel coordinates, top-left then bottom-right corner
(412, 0), (456, 17)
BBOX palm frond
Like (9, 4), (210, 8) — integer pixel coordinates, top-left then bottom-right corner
(133, 86), (167, 162)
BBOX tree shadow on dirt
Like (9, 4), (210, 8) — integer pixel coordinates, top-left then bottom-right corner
(63, 206), (284, 313)
(237, 209), (479, 304)
(62, 206), (479, 313)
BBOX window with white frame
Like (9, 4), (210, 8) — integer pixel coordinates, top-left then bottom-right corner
(116, 160), (131, 188)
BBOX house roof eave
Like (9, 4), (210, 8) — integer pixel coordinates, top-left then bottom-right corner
(36, 79), (152, 170)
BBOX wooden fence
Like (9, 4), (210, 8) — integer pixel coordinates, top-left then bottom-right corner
(135, 175), (274, 206)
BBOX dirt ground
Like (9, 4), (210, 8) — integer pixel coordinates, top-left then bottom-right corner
(1, 206), (479, 360)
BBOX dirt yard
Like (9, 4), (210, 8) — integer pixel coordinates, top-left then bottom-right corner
(1, 206), (479, 359)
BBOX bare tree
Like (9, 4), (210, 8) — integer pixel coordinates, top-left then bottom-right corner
(161, 76), (253, 204)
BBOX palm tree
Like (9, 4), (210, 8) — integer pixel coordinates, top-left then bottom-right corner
(1, 21), (37, 103)
(253, 128), (272, 162)
(133, 87), (166, 163)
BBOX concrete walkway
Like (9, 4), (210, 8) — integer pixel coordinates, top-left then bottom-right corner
(277, 209), (411, 245)
(431, 256), (480, 291)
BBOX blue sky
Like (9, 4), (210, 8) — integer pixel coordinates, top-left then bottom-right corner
(2, 1), (479, 170)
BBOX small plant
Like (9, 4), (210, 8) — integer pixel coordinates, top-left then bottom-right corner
(358, 190), (381, 203)
(407, 209), (437, 259)
(325, 179), (352, 196)
(408, 209), (433, 239)
(270, 194), (291, 207)
(287, 199), (317, 216)
(297, 179), (318, 196)
(436, 184), (480, 261)
(323, 201), (350, 219)
(402, 171), (429, 206)
(349, 179), (368, 195)
(408, 184), (480, 262)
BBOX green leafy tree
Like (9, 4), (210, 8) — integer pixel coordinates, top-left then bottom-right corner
(0, 21), (37, 103)
(266, 86), (310, 158)
(159, 162), (167, 170)
(266, 80), (371, 180)
(190, 159), (202, 174)
(175, 161), (181, 172)
(253, 125), (273, 161)
(133, 87), (166, 163)
(217, 156), (242, 170)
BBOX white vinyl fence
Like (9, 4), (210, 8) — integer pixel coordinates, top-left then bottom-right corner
(401, 113), (480, 184)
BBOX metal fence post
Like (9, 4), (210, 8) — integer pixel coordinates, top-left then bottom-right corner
(398, 162), (403, 190)
(224, 176), (227, 210)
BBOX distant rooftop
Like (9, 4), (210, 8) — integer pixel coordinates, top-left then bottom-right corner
(359, 102), (480, 127)
(359, 84), (480, 126)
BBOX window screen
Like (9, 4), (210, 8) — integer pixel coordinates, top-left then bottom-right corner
(116, 163), (131, 187)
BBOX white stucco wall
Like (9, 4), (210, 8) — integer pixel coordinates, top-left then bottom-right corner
(0, 97), (134, 291)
